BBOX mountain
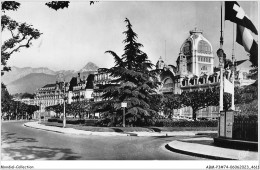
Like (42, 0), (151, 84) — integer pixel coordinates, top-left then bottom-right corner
(79, 62), (99, 72)
(56, 70), (75, 75)
(3, 62), (99, 94)
(6, 73), (57, 94)
(2, 66), (56, 85)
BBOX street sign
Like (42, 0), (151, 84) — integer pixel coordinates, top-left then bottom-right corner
(121, 102), (127, 107)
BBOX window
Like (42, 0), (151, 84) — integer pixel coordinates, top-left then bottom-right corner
(182, 41), (191, 55)
(198, 40), (211, 54)
(163, 78), (174, 88)
(201, 66), (207, 70)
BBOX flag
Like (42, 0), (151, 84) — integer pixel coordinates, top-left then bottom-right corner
(224, 77), (234, 95)
(225, 1), (258, 35)
(236, 25), (258, 66)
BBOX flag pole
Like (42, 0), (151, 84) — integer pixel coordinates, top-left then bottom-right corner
(219, 2), (224, 111)
(220, 2), (224, 49)
(231, 23), (235, 110)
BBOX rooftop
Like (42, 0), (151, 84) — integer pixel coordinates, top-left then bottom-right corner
(42, 84), (56, 88)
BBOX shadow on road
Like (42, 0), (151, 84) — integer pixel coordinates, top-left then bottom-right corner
(2, 132), (38, 144)
(1, 132), (81, 160)
(3, 146), (81, 160)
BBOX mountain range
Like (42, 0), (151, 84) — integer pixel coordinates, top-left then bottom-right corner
(2, 62), (99, 94)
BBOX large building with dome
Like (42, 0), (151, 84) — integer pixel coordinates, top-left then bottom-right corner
(156, 28), (255, 120)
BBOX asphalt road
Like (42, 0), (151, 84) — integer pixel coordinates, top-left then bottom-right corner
(1, 121), (206, 160)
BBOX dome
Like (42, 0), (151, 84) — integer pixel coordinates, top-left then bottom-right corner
(180, 28), (213, 55)
(156, 56), (166, 70)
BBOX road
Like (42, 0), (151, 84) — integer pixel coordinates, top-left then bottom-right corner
(1, 121), (206, 160)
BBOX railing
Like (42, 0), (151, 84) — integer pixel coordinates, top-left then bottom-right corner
(233, 119), (258, 142)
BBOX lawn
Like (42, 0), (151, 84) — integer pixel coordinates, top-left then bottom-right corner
(40, 121), (218, 132)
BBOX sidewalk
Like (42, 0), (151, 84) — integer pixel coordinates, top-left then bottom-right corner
(166, 137), (258, 160)
(23, 121), (217, 137)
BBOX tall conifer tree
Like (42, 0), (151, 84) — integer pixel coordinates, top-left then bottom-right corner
(95, 18), (160, 126)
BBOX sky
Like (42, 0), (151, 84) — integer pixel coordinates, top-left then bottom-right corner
(3, 1), (259, 72)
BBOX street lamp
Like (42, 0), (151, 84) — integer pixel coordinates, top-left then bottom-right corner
(57, 73), (66, 128)
(39, 102), (42, 123)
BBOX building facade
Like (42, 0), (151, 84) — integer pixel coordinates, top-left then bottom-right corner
(92, 71), (114, 102)
(34, 73), (95, 113)
(156, 28), (255, 120)
(34, 81), (69, 112)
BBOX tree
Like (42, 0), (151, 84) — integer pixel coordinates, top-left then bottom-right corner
(86, 74), (95, 89)
(21, 92), (34, 99)
(45, 1), (97, 11)
(1, 1), (97, 76)
(1, 1), (41, 76)
(46, 104), (63, 117)
(26, 105), (39, 119)
(94, 18), (160, 126)
(45, 1), (70, 10)
(234, 83), (258, 105)
(181, 88), (219, 121)
(1, 83), (12, 119)
(162, 94), (183, 119)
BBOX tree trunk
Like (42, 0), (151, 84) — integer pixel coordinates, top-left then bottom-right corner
(192, 109), (197, 121)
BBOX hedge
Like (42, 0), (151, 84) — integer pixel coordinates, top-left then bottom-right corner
(234, 114), (258, 122)
(154, 119), (218, 127)
(236, 100), (258, 116)
(57, 118), (85, 124)
(47, 118), (58, 122)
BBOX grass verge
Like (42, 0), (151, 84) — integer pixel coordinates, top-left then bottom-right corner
(41, 122), (218, 132)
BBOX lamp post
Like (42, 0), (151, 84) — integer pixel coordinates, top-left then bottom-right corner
(58, 73), (66, 128)
(39, 102), (42, 123)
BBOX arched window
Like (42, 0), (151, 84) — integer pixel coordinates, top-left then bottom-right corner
(163, 78), (174, 88)
(182, 41), (191, 55)
(198, 40), (211, 54)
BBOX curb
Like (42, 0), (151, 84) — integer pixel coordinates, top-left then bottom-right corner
(23, 123), (64, 134)
(165, 143), (234, 160)
(23, 122), (129, 137)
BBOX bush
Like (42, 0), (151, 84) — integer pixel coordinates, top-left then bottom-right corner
(57, 118), (85, 124)
(85, 119), (99, 126)
(234, 114), (258, 122)
(236, 99), (258, 116)
(48, 118), (58, 122)
(154, 119), (218, 127)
